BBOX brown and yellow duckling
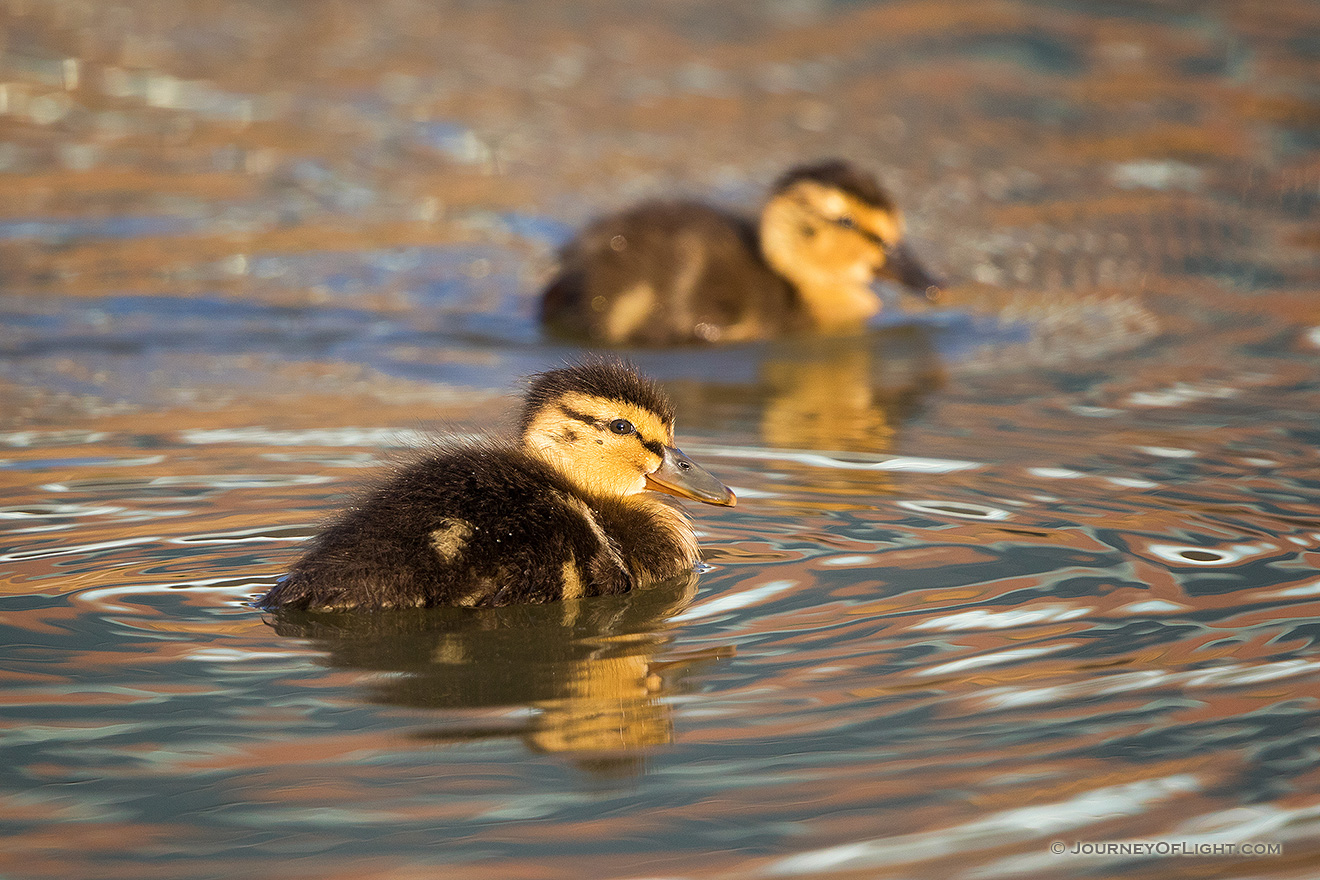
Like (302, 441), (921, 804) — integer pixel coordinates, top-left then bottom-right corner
(257, 360), (735, 612)
(540, 159), (942, 346)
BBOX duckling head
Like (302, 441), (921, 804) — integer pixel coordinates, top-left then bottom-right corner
(760, 160), (942, 330)
(521, 360), (736, 507)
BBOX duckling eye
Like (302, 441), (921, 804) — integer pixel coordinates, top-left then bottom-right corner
(608, 419), (635, 435)
(835, 215), (857, 229)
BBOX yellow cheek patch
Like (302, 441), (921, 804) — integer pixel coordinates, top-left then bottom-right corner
(524, 392), (676, 499)
(524, 406), (583, 450)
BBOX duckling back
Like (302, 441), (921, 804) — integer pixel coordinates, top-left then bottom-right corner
(540, 201), (800, 346)
(259, 444), (700, 612)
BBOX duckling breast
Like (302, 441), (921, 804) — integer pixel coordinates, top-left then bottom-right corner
(591, 494), (701, 585)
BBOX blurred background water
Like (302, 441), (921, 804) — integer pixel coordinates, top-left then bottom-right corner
(2, 1), (1320, 878)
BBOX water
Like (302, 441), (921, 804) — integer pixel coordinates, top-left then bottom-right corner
(2, 1), (1320, 877)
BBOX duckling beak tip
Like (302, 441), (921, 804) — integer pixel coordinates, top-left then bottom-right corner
(697, 483), (738, 507)
(883, 241), (945, 300)
(646, 447), (736, 508)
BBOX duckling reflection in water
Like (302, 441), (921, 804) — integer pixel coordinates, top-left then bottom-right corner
(540, 159), (942, 345)
(258, 359), (735, 612)
(269, 573), (732, 775)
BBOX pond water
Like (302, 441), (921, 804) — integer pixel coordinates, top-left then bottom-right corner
(2, 1), (1320, 878)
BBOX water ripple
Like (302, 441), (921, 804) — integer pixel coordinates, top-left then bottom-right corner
(767, 775), (1202, 876)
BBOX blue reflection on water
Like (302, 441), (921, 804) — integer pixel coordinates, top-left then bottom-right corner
(0, 216), (202, 242)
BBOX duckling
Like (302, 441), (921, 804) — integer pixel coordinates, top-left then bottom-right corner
(539, 159), (942, 345)
(257, 360), (735, 612)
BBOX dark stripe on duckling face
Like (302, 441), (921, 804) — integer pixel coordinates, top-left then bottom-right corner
(834, 214), (888, 249)
(559, 402), (666, 456)
(797, 195), (898, 251)
(558, 403), (606, 431)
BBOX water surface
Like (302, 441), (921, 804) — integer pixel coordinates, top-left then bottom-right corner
(2, 1), (1320, 878)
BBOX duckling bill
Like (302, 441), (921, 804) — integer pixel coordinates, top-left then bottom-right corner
(540, 159), (942, 345)
(257, 360), (735, 612)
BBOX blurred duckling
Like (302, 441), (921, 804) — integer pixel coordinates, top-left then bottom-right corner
(257, 360), (735, 612)
(540, 159), (942, 345)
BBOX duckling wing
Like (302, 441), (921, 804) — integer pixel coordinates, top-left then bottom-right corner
(260, 448), (635, 611)
(540, 202), (794, 345)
